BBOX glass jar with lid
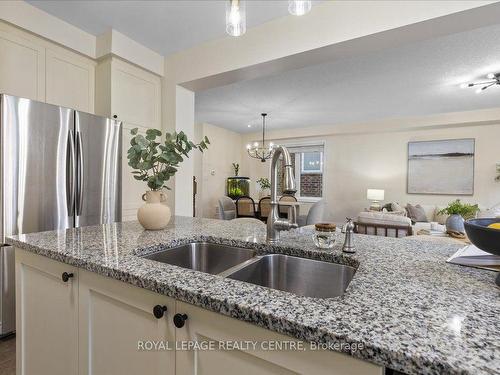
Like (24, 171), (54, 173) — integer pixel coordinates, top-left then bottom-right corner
(312, 223), (337, 249)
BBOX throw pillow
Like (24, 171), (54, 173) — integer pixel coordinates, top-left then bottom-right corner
(406, 204), (429, 223)
(391, 202), (405, 212)
(382, 203), (393, 212)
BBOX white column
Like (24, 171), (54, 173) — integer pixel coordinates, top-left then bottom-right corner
(174, 85), (195, 217)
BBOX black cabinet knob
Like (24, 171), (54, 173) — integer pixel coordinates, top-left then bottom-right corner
(173, 313), (188, 328)
(113, 114), (117, 119)
(61, 272), (74, 282)
(153, 305), (167, 319)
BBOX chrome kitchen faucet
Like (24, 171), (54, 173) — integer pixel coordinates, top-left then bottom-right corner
(267, 146), (299, 243)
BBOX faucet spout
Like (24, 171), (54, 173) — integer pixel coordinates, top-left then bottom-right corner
(267, 146), (298, 243)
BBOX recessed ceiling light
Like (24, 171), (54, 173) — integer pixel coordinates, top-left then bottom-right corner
(247, 124), (251, 128)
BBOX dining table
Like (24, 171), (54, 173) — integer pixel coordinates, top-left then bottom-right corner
(233, 198), (302, 218)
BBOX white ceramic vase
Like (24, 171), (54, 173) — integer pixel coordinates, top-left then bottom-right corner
(137, 190), (171, 230)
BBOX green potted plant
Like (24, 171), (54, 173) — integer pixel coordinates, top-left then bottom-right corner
(438, 199), (479, 233)
(226, 162), (249, 199)
(256, 177), (271, 198)
(232, 162), (240, 176)
(128, 128), (209, 230)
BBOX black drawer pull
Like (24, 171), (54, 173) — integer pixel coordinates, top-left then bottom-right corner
(153, 305), (167, 319)
(173, 313), (188, 328)
(61, 272), (74, 282)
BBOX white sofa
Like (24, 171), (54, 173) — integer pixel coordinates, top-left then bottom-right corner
(409, 204), (448, 233)
(356, 211), (412, 238)
(357, 203), (498, 238)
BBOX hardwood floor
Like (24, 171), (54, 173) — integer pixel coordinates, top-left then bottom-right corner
(0, 335), (15, 375)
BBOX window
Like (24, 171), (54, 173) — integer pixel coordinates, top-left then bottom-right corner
(277, 143), (325, 200)
(301, 152), (323, 174)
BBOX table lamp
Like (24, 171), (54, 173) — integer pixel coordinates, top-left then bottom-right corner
(367, 189), (384, 211)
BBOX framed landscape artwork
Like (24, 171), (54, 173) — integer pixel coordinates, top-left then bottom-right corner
(407, 138), (474, 195)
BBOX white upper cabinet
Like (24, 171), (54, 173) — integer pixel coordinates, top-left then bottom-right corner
(0, 26), (45, 101)
(0, 21), (96, 113)
(111, 58), (161, 129)
(95, 57), (162, 221)
(46, 47), (95, 113)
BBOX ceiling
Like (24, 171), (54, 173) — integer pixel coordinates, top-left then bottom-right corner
(195, 23), (500, 133)
(27, 0), (294, 56)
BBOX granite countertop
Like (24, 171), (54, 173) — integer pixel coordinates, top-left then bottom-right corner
(7, 216), (500, 375)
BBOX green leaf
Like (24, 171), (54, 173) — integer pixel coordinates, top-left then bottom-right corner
(130, 128), (138, 135)
(204, 136), (210, 144)
(146, 128), (162, 137)
(133, 137), (147, 150)
(128, 126), (209, 190)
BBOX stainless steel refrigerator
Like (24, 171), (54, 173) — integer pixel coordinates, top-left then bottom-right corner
(0, 94), (122, 335)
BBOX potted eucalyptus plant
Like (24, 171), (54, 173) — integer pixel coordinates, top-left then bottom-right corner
(128, 128), (209, 230)
(438, 199), (479, 234)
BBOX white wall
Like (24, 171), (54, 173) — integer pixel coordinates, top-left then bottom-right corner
(174, 86), (195, 216)
(325, 123), (500, 222)
(194, 123), (243, 219)
(240, 113), (500, 223)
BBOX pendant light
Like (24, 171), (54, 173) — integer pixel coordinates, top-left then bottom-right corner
(288, 0), (312, 16)
(246, 113), (275, 162)
(226, 0), (246, 37)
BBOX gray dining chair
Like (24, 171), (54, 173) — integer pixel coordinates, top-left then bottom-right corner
(218, 196), (236, 220)
(297, 199), (332, 227)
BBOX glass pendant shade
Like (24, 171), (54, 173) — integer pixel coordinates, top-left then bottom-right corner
(288, 0), (312, 16)
(226, 0), (246, 37)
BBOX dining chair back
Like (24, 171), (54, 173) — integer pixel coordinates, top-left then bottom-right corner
(218, 196), (236, 220)
(279, 194), (298, 217)
(236, 196), (257, 218)
(258, 197), (271, 221)
(305, 199), (330, 225)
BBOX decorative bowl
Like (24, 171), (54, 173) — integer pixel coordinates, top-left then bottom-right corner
(464, 218), (500, 256)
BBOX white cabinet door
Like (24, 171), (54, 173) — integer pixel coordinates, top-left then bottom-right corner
(78, 269), (175, 375)
(106, 58), (162, 221)
(46, 47), (95, 113)
(111, 58), (161, 129)
(0, 28), (45, 101)
(175, 301), (383, 375)
(15, 249), (78, 375)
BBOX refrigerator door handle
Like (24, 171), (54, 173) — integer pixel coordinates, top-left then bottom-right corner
(76, 131), (84, 216)
(66, 130), (75, 217)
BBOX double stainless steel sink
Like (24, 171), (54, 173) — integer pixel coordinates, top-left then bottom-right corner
(140, 242), (355, 298)
(142, 242), (256, 275)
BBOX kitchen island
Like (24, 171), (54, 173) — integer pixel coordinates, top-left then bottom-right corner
(8, 216), (499, 375)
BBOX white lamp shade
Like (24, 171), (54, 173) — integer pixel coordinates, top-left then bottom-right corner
(367, 189), (384, 201)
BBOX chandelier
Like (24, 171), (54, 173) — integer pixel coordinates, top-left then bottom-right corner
(460, 72), (500, 93)
(246, 113), (275, 162)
